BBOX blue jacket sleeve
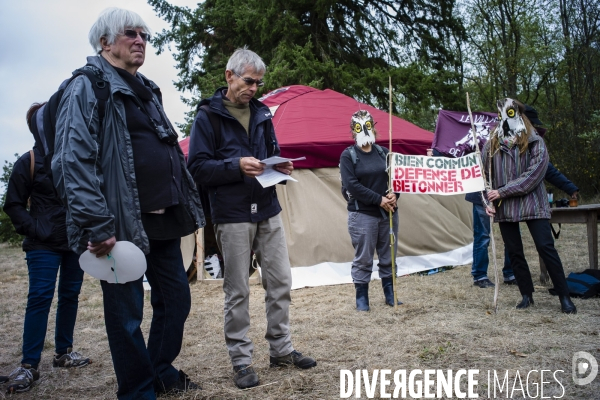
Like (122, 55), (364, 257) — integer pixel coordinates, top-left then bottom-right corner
(544, 162), (578, 196)
(3, 153), (35, 238)
(186, 108), (245, 187)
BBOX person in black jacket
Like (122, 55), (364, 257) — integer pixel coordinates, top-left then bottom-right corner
(340, 110), (400, 311)
(2, 103), (89, 394)
(187, 47), (316, 390)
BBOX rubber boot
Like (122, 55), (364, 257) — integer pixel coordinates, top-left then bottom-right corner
(381, 277), (402, 306)
(559, 295), (577, 314)
(354, 283), (370, 311)
(516, 294), (534, 309)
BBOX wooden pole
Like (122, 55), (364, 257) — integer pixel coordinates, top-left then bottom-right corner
(389, 76), (398, 310)
(466, 93), (499, 313)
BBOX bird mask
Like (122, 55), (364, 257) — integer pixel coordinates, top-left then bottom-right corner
(351, 110), (376, 147)
(496, 98), (526, 148)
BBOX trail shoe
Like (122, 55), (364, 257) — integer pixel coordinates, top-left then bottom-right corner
(381, 277), (403, 306)
(158, 370), (201, 395)
(233, 365), (259, 389)
(473, 278), (495, 288)
(559, 296), (577, 314)
(516, 294), (534, 309)
(53, 348), (91, 368)
(5, 364), (39, 394)
(503, 276), (518, 285)
(354, 283), (370, 311)
(270, 350), (317, 369)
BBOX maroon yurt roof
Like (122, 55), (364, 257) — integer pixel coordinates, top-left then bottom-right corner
(179, 85), (433, 169)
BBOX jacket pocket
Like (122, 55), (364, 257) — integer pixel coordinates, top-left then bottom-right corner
(34, 218), (53, 242)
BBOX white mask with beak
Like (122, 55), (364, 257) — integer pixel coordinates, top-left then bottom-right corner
(351, 110), (376, 147)
(496, 98), (526, 148)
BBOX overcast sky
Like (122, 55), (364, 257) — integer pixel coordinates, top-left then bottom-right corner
(0, 0), (201, 192)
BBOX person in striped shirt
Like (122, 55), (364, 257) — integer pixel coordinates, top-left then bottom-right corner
(483, 98), (576, 314)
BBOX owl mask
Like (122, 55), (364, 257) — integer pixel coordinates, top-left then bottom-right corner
(496, 98), (526, 148)
(351, 110), (376, 147)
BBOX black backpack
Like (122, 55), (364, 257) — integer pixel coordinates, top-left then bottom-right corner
(38, 66), (110, 162)
(340, 144), (386, 206)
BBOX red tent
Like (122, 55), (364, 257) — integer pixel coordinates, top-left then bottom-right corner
(179, 85), (433, 169)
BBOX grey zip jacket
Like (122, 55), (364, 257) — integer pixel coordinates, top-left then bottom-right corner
(52, 55), (205, 255)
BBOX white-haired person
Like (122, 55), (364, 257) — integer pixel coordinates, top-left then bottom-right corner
(186, 47), (316, 390)
(340, 110), (401, 311)
(484, 98), (576, 314)
(51, 8), (205, 398)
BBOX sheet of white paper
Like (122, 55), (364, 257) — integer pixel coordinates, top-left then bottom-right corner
(259, 156), (306, 165)
(255, 156), (305, 187)
(256, 168), (298, 188)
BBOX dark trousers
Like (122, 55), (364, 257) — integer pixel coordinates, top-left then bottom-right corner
(499, 219), (569, 297)
(101, 238), (191, 400)
(22, 250), (83, 368)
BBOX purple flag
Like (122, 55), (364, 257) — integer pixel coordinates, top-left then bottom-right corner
(433, 110), (498, 158)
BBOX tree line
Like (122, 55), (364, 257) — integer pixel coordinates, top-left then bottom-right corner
(149, 0), (599, 196)
(1, 0), (598, 244)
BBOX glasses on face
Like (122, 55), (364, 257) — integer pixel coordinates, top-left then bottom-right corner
(123, 29), (150, 42)
(234, 72), (264, 87)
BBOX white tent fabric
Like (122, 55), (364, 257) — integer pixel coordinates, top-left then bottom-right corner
(276, 168), (473, 289)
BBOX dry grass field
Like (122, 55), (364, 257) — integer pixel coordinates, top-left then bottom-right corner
(0, 222), (599, 399)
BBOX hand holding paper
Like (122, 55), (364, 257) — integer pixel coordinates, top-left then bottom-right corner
(256, 156), (306, 188)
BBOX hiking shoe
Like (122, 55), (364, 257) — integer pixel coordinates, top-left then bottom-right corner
(233, 364), (259, 389)
(503, 276), (518, 285)
(5, 364), (39, 394)
(158, 370), (201, 395)
(270, 350), (317, 369)
(473, 278), (495, 288)
(53, 348), (90, 368)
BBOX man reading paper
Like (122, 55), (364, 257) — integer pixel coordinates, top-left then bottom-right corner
(186, 47), (316, 390)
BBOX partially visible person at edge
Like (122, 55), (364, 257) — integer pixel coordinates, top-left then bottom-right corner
(339, 110), (401, 311)
(186, 47), (316, 390)
(51, 8), (205, 399)
(1, 104), (91, 394)
(483, 98), (576, 314)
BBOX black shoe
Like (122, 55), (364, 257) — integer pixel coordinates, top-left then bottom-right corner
(270, 350), (317, 369)
(503, 277), (518, 285)
(473, 278), (495, 288)
(381, 277), (403, 306)
(233, 365), (259, 389)
(559, 296), (577, 314)
(5, 364), (39, 394)
(0, 376), (8, 384)
(158, 370), (200, 396)
(516, 295), (534, 309)
(355, 283), (370, 311)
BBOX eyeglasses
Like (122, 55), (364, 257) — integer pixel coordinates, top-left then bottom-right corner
(234, 72), (264, 87)
(123, 29), (150, 42)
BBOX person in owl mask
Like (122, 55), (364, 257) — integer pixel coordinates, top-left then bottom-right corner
(483, 98), (576, 314)
(339, 110), (401, 311)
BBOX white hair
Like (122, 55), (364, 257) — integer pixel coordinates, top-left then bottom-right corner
(226, 46), (266, 75)
(88, 8), (152, 54)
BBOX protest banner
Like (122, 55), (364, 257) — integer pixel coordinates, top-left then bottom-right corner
(391, 153), (485, 195)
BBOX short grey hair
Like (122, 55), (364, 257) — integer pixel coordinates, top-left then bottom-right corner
(88, 8), (152, 54)
(226, 47), (266, 75)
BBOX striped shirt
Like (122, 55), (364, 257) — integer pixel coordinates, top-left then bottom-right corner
(482, 133), (550, 222)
